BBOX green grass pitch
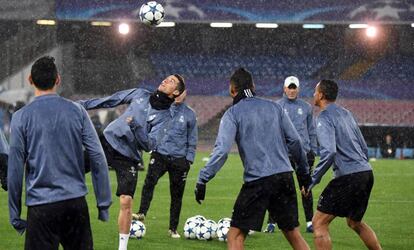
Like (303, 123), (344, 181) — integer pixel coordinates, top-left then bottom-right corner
(0, 153), (413, 249)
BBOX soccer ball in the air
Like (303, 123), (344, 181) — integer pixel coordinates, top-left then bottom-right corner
(195, 219), (218, 240)
(130, 220), (146, 239)
(217, 218), (231, 242)
(139, 1), (165, 25)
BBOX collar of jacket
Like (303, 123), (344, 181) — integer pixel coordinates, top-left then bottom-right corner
(233, 89), (256, 105)
(150, 90), (174, 110)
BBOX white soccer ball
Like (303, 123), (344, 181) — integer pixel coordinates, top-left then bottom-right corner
(129, 220), (146, 239)
(191, 215), (206, 222)
(206, 220), (218, 239)
(195, 219), (218, 241)
(139, 1), (165, 26)
(183, 217), (201, 239)
(217, 218), (231, 242)
(218, 217), (231, 227)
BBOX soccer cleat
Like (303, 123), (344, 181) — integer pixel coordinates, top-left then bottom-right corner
(168, 229), (181, 239)
(263, 223), (276, 233)
(306, 224), (314, 233)
(132, 213), (145, 222)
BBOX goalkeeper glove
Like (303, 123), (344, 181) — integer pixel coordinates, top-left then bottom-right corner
(194, 183), (206, 205)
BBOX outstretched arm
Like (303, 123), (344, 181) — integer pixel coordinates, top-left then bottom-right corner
(195, 111), (236, 204)
(197, 111), (236, 184)
(78, 88), (141, 110)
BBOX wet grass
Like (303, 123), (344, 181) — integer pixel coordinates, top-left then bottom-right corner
(0, 153), (413, 249)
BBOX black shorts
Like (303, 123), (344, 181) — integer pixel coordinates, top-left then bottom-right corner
(317, 170), (374, 222)
(25, 197), (92, 250)
(101, 136), (139, 198)
(231, 172), (299, 232)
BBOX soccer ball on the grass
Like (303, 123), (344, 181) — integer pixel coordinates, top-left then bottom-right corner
(191, 215), (206, 222)
(195, 219), (218, 241)
(130, 220), (146, 239)
(139, 1), (165, 26)
(206, 220), (218, 239)
(218, 217), (231, 227)
(184, 217), (201, 239)
(217, 218), (231, 242)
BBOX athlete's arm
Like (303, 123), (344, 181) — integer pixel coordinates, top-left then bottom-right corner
(78, 88), (141, 110)
(197, 111), (236, 184)
(7, 112), (27, 234)
(310, 115), (336, 189)
(81, 107), (112, 220)
(186, 111), (198, 164)
(280, 107), (309, 175)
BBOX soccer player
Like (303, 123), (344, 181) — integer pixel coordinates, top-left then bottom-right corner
(308, 79), (382, 250)
(129, 90), (198, 238)
(8, 56), (112, 250)
(265, 76), (317, 233)
(195, 68), (311, 250)
(0, 128), (9, 191)
(78, 74), (185, 250)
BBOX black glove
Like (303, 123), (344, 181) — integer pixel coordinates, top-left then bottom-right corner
(194, 183), (206, 204)
(0, 154), (8, 191)
(12, 219), (27, 235)
(307, 150), (315, 167)
(297, 173), (312, 191)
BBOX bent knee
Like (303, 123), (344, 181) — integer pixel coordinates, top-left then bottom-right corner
(227, 227), (246, 241)
(312, 217), (324, 229)
(120, 195), (133, 209)
(347, 219), (361, 231)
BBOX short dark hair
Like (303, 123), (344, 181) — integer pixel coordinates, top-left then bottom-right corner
(174, 74), (185, 95)
(230, 68), (254, 92)
(31, 56), (58, 90)
(319, 79), (338, 101)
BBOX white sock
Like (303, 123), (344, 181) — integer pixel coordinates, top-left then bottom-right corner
(119, 233), (129, 250)
(307, 221), (312, 227)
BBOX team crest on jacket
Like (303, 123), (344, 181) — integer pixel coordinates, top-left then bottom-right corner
(297, 108), (303, 115)
(179, 115), (184, 123)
